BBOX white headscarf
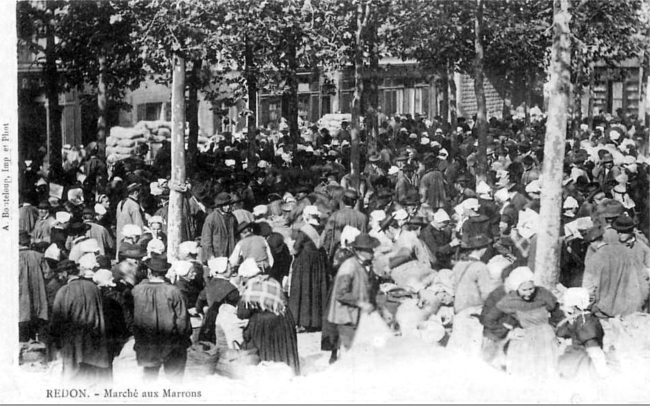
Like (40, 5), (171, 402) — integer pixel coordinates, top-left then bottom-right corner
(505, 266), (535, 293)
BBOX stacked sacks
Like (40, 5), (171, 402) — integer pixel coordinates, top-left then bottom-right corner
(105, 126), (149, 160)
(317, 113), (352, 136)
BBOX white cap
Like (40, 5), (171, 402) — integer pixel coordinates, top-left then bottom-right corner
(433, 209), (450, 223)
(393, 209), (408, 221)
(388, 166), (400, 175)
(55, 211), (72, 224)
(93, 269), (116, 287)
(563, 196), (579, 210)
(94, 203), (107, 216)
(44, 243), (61, 261)
(78, 253), (99, 270)
(370, 210), (387, 223)
(148, 215), (164, 226)
(225, 159), (236, 167)
(609, 129), (622, 141)
(420, 137), (430, 145)
(208, 257), (229, 277)
(146, 239), (166, 255)
(463, 198), (480, 211)
(179, 241), (199, 257)
(303, 205), (320, 217)
(238, 258), (261, 278)
(253, 205), (268, 216)
(172, 260), (194, 277)
(525, 180), (542, 194)
(122, 224), (142, 239)
(494, 188), (509, 203)
(257, 160), (269, 168)
(476, 181), (491, 196)
(150, 182), (163, 196)
(340, 225), (361, 247)
(79, 238), (100, 254)
(437, 148), (448, 159)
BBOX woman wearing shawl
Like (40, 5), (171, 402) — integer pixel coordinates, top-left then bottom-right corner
(237, 259), (300, 375)
(488, 266), (564, 380)
(289, 206), (330, 331)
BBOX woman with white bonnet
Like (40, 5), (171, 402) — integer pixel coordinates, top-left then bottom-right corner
(197, 257), (241, 344)
(169, 260), (201, 313)
(237, 258), (301, 375)
(289, 205), (330, 332)
(93, 269), (129, 367)
(490, 266), (564, 379)
(139, 215), (166, 250)
(556, 287), (610, 380)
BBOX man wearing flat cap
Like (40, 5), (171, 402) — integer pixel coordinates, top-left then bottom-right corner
(116, 178), (145, 259)
(582, 224), (647, 318)
(200, 192), (238, 263)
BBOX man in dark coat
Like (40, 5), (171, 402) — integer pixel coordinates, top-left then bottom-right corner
(51, 259), (111, 382)
(18, 231), (49, 342)
(133, 256), (192, 381)
(321, 190), (368, 258)
(200, 192), (238, 263)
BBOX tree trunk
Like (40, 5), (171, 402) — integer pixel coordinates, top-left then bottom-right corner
(187, 59), (201, 178)
(587, 68), (595, 129)
(367, 13), (379, 154)
(534, 0), (571, 290)
(351, 2), (370, 193)
(502, 71), (512, 119)
(168, 54), (187, 262)
(440, 64), (449, 125)
(573, 57), (583, 137)
(525, 71), (533, 125)
(245, 42), (258, 170)
(44, 1), (62, 172)
(97, 50), (107, 159)
(474, 0), (488, 184)
(285, 31), (300, 144)
(448, 61), (457, 131)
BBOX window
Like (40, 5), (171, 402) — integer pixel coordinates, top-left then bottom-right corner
(136, 102), (170, 122)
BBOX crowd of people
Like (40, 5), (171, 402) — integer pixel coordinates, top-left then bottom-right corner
(17, 108), (650, 384)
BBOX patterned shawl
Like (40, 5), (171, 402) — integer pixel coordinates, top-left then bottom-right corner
(241, 275), (286, 316)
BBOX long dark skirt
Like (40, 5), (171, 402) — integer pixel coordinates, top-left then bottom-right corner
(242, 309), (301, 376)
(289, 246), (330, 330)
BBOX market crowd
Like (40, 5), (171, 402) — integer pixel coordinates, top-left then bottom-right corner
(17, 108), (650, 383)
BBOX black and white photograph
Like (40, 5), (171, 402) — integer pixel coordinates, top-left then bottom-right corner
(1, 0), (650, 403)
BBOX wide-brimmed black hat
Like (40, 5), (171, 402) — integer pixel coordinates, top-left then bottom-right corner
(144, 256), (171, 273)
(119, 242), (146, 259)
(406, 216), (428, 227)
(55, 259), (77, 273)
(213, 192), (232, 207)
(460, 235), (492, 249)
(611, 215), (635, 233)
(349, 233), (380, 251)
(236, 221), (254, 235)
(68, 221), (91, 235)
